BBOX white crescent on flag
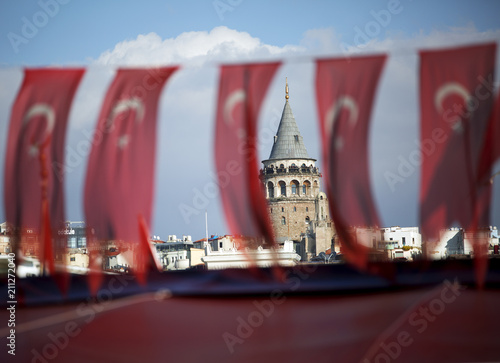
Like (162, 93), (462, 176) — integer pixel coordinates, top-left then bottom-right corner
(223, 89), (247, 139)
(223, 89), (245, 125)
(434, 82), (472, 114)
(22, 103), (56, 157)
(434, 82), (472, 133)
(107, 97), (145, 150)
(325, 95), (359, 150)
(325, 95), (359, 134)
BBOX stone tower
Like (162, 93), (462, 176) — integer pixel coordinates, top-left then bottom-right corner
(261, 79), (335, 260)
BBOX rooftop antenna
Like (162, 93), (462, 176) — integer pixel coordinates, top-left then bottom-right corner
(205, 210), (209, 247)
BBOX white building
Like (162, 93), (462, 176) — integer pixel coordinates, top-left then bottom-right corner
(202, 240), (301, 270)
(464, 226), (499, 255)
(355, 227), (383, 250)
(154, 235), (203, 270)
(381, 226), (422, 249)
(429, 226), (499, 259)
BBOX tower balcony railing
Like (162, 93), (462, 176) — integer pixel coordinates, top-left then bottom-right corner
(261, 167), (319, 175)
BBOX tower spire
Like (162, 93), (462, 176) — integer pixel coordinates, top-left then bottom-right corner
(285, 77), (289, 101)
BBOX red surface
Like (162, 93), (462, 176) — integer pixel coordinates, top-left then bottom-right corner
(3, 284), (499, 363)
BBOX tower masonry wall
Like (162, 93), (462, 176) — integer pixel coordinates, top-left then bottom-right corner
(268, 199), (316, 241)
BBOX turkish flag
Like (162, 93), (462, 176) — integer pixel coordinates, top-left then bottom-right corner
(419, 43), (496, 244)
(478, 90), (500, 184)
(214, 63), (280, 247)
(315, 55), (386, 269)
(84, 67), (177, 288)
(4, 68), (84, 278)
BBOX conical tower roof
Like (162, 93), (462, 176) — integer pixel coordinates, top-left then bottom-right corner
(266, 80), (314, 161)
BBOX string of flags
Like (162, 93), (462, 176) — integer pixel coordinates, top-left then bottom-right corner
(3, 42), (499, 292)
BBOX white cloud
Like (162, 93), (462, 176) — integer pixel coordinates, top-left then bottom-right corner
(93, 26), (304, 66)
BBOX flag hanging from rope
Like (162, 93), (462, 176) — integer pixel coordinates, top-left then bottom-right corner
(4, 68), (84, 283)
(419, 43), (496, 287)
(478, 90), (500, 184)
(214, 62), (280, 247)
(84, 67), (178, 289)
(315, 55), (386, 269)
(419, 43), (496, 242)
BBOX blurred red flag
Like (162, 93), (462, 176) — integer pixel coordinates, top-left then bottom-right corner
(84, 67), (177, 289)
(214, 63), (280, 247)
(419, 43), (496, 243)
(315, 55), (386, 269)
(4, 68), (84, 281)
(478, 90), (500, 183)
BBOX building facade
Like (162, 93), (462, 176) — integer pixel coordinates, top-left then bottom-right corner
(261, 80), (335, 261)
(381, 226), (422, 249)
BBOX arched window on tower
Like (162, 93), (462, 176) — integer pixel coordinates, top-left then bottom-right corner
(305, 216), (310, 224)
(291, 180), (299, 195)
(281, 216), (286, 225)
(267, 181), (274, 198)
(303, 180), (311, 195)
(279, 181), (286, 197)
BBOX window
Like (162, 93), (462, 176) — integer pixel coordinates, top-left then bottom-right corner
(293, 206), (296, 212)
(267, 182), (274, 198)
(270, 208), (273, 214)
(291, 180), (299, 195)
(78, 237), (87, 248)
(68, 237), (77, 249)
(70, 256), (75, 262)
(402, 237), (406, 246)
(281, 217), (286, 225)
(291, 184), (297, 194)
(306, 207), (309, 212)
(279, 181), (286, 196)
(281, 207), (284, 212)
(303, 181), (311, 195)
(219, 241), (223, 248)
(305, 216), (310, 224)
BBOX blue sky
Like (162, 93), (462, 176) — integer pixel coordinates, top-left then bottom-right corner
(2, 0), (500, 65)
(1, 0), (500, 240)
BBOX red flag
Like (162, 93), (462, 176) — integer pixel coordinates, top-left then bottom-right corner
(214, 62), (280, 247)
(4, 68), (84, 281)
(478, 90), (500, 183)
(84, 67), (177, 287)
(315, 55), (386, 269)
(419, 43), (496, 243)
